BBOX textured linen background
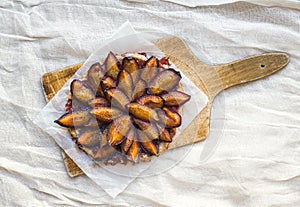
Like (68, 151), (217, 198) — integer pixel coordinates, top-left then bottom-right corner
(1, 0), (300, 206)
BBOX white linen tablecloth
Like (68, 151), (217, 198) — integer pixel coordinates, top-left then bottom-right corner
(1, 0), (299, 206)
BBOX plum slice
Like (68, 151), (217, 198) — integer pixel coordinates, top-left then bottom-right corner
(104, 52), (120, 80)
(127, 103), (159, 122)
(88, 97), (109, 107)
(117, 69), (133, 98)
(137, 95), (164, 108)
(90, 107), (122, 123)
(121, 127), (136, 153)
(127, 140), (139, 162)
(71, 80), (95, 102)
(122, 57), (139, 74)
(133, 118), (159, 141)
(132, 79), (147, 101)
(101, 76), (116, 91)
(108, 115), (132, 146)
(138, 131), (159, 155)
(55, 111), (91, 128)
(158, 107), (182, 128)
(161, 91), (191, 106)
(77, 130), (101, 147)
(106, 88), (130, 111)
(87, 62), (105, 90)
(148, 69), (182, 95)
(159, 128), (172, 142)
(140, 56), (160, 84)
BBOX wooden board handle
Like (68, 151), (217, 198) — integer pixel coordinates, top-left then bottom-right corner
(210, 53), (289, 95)
(154, 36), (289, 99)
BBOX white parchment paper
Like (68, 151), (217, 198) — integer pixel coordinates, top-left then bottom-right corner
(36, 22), (208, 197)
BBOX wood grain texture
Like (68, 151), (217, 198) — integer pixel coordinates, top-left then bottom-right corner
(42, 63), (84, 177)
(213, 53), (289, 94)
(42, 63), (83, 102)
(41, 35), (289, 177)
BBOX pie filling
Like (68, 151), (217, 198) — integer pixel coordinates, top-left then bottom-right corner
(55, 52), (191, 165)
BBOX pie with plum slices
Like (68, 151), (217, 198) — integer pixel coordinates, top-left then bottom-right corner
(55, 52), (191, 165)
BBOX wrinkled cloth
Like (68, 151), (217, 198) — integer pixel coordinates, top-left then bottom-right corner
(1, 0), (300, 206)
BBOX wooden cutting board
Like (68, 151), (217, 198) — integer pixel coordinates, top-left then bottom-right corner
(41, 36), (289, 177)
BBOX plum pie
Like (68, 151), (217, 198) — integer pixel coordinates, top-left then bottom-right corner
(55, 52), (191, 165)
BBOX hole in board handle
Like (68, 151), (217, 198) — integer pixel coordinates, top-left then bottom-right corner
(260, 64), (265, 69)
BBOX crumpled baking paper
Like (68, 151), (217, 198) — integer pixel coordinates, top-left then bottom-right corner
(36, 22), (208, 197)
